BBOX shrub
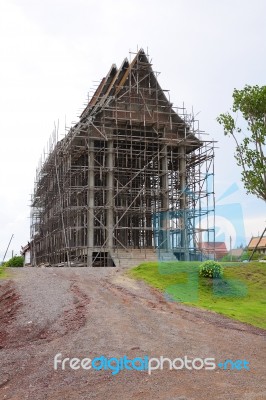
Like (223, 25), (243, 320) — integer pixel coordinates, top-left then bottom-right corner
(241, 251), (260, 261)
(5, 255), (24, 267)
(199, 260), (223, 279)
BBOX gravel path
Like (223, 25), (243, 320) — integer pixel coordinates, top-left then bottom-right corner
(0, 266), (265, 400)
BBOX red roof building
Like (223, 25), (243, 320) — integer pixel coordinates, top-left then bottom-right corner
(198, 242), (228, 260)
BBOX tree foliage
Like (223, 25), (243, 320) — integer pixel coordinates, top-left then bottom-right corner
(217, 85), (266, 201)
(4, 255), (24, 267)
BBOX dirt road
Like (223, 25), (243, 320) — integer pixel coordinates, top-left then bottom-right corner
(0, 266), (265, 400)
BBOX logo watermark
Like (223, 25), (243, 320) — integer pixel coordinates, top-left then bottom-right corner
(153, 182), (248, 302)
(54, 353), (250, 375)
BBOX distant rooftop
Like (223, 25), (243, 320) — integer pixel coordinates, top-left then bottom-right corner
(248, 236), (266, 249)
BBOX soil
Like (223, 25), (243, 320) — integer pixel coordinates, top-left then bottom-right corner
(0, 266), (265, 400)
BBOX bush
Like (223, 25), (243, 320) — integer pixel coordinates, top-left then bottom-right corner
(199, 260), (223, 279)
(5, 255), (24, 267)
(241, 251), (260, 261)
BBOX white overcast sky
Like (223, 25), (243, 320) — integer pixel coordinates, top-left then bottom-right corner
(0, 0), (265, 260)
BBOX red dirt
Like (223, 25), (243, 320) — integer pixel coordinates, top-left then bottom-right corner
(0, 267), (265, 400)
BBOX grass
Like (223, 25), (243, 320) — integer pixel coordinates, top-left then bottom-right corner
(0, 265), (8, 279)
(128, 261), (266, 329)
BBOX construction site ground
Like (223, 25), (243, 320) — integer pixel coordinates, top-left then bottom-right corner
(0, 266), (265, 400)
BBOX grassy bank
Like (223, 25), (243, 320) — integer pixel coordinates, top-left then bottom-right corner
(128, 261), (266, 329)
(0, 265), (8, 279)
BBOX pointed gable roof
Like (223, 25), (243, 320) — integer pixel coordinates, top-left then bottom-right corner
(79, 49), (201, 148)
(248, 236), (266, 249)
(81, 49), (174, 119)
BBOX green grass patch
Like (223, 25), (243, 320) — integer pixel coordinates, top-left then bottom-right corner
(128, 261), (266, 329)
(0, 266), (8, 280)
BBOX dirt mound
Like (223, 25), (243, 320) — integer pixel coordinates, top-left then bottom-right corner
(0, 281), (20, 347)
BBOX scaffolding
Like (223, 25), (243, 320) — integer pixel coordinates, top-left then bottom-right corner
(30, 49), (215, 267)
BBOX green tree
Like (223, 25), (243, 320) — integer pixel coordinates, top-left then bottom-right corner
(241, 250), (260, 261)
(4, 255), (24, 267)
(217, 85), (266, 201)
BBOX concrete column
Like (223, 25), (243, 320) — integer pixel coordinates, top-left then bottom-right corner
(76, 195), (80, 258)
(107, 140), (114, 258)
(179, 145), (189, 260)
(87, 139), (94, 266)
(160, 144), (170, 250)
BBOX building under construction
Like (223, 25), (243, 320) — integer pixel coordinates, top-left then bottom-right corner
(30, 49), (215, 267)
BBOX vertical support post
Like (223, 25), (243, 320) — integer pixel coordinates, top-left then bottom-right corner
(107, 139), (114, 264)
(87, 139), (94, 266)
(76, 195), (81, 260)
(179, 145), (189, 260)
(161, 144), (170, 251)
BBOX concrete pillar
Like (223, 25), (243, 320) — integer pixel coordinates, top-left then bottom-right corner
(179, 145), (189, 260)
(107, 140), (114, 256)
(160, 144), (170, 250)
(87, 139), (94, 266)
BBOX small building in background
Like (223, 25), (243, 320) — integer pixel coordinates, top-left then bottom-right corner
(20, 242), (31, 266)
(199, 241), (228, 260)
(228, 248), (244, 261)
(248, 236), (266, 255)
